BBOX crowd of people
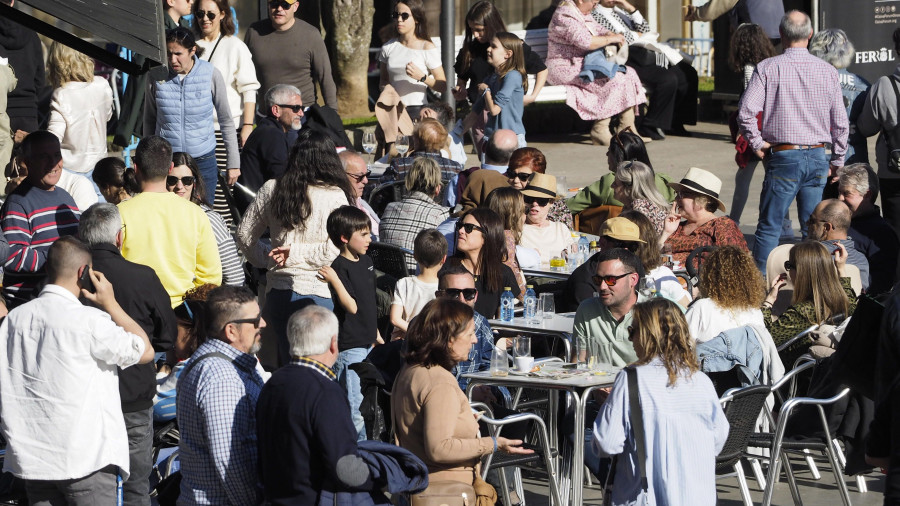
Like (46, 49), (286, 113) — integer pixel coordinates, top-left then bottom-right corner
(2, 0), (900, 504)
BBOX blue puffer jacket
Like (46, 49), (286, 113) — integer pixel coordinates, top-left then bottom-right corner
(153, 56), (215, 157)
(316, 440), (429, 506)
(696, 325), (764, 385)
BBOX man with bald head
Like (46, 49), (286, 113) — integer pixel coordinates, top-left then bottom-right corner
(1, 131), (80, 308)
(739, 10), (848, 270)
(387, 118), (462, 206)
(0, 236), (154, 505)
(458, 129), (519, 211)
(339, 151), (380, 240)
(808, 198), (870, 291)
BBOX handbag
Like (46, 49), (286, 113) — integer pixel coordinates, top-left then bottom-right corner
(603, 367), (650, 506)
(409, 480), (477, 506)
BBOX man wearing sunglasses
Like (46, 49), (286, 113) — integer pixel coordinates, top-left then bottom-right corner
(177, 286), (267, 505)
(245, 0), (338, 110)
(239, 85), (302, 201)
(339, 151), (380, 240)
(573, 248), (647, 367)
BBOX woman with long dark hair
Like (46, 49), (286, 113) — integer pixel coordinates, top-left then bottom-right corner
(450, 207), (521, 317)
(237, 130), (355, 366)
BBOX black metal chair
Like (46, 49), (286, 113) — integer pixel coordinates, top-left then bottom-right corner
(717, 385), (771, 506)
(368, 242), (414, 281)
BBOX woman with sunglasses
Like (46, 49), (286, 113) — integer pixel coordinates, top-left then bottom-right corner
(611, 160), (669, 235)
(566, 127), (676, 214)
(507, 147), (573, 228)
(237, 131), (355, 367)
(192, 0), (259, 165)
(762, 241), (857, 367)
(169, 152), (245, 287)
(593, 298), (727, 506)
(520, 172), (577, 265)
(376, 0), (446, 154)
(145, 27), (239, 207)
(451, 208), (521, 318)
(453, 1), (549, 146)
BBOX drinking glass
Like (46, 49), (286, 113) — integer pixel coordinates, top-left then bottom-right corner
(540, 293), (555, 319)
(395, 135), (410, 156)
(556, 175), (568, 196)
(637, 276), (657, 299)
(513, 336), (531, 358)
(362, 132), (377, 156)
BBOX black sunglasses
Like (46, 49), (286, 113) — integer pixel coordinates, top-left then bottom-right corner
(437, 288), (478, 301)
(456, 221), (485, 234)
(194, 10), (218, 21)
(591, 272), (634, 288)
(505, 171), (532, 182)
(278, 103), (303, 113)
(784, 260), (796, 271)
(391, 11), (411, 21)
(268, 0), (294, 10)
(346, 170), (371, 183)
(223, 315), (262, 332)
(524, 196), (551, 207)
(166, 175), (195, 187)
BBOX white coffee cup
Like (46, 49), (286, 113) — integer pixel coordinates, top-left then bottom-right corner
(514, 356), (535, 373)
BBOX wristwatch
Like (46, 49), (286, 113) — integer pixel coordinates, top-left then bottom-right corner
(419, 74), (428, 83)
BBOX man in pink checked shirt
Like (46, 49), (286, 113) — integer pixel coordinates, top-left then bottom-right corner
(738, 10), (848, 271)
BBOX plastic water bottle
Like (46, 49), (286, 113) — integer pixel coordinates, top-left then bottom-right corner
(524, 285), (538, 323)
(578, 234), (590, 265)
(500, 287), (515, 322)
(589, 240), (600, 256)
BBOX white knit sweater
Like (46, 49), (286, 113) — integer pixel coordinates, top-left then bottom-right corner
(237, 180), (348, 298)
(197, 35), (260, 127)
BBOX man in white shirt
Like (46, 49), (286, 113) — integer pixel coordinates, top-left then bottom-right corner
(0, 236), (154, 505)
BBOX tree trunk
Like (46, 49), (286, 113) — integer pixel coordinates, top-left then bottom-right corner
(322, 0), (374, 118)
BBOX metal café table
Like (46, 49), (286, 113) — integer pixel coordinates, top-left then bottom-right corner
(464, 367), (618, 505)
(522, 266), (575, 281)
(488, 313), (576, 362)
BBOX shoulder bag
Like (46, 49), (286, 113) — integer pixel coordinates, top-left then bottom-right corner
(603, 366), (650, 505)
(882, 75), (900, 173)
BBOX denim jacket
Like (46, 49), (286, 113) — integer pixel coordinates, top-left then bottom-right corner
(696, 325), (764, 384)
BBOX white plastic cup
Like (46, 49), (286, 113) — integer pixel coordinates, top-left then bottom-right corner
(514, 356), (535, 373)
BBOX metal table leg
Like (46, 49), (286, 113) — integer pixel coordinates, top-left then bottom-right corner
(571, 390), (586, 505)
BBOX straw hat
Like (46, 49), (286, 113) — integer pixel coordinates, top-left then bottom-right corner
(520, 173), (558, 199)
(600, 217), (646, 243)
(668, 167), (727, 212)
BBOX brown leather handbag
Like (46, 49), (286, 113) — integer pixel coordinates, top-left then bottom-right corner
(409, 480), (477, 506)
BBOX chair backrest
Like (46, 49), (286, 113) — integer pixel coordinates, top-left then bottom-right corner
(574, 205), (622, 235)
(716, 384), (771, 471)
(367, 180), (407, 217)
(368, 242), (412, 281)
(706, 364), (758, 397)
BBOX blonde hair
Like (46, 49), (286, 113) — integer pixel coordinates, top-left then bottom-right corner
(790, 241), (850, 324)
(405, 157), (442, 195)
(47, 41), (94, 89)
(631, 298), (700, 386)
(615, 161), (669, 212)
(485, 186), (525, 242)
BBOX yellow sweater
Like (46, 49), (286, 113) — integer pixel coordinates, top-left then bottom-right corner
(118, 192), (222, 306)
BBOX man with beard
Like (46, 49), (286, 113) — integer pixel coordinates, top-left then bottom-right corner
(176, 285), (267, 505)
(238, 84), (302, 196)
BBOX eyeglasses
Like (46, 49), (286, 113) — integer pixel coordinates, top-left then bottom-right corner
(613, 126), (634, 149)
(391, 11), (411, 21)
(346, 170), (371, 182)
(268, 0), (294, 10)
(784, 260), (796, 271)
(591, 272), (634, 287)
(166, 175), (195, 187)
(278, 103), (303, 113)
(437, 288), (478, 301)
(194, 10), (218, 21)
(505, 171), (532, 182)
(223, 314), (262, 332)
(456, 221), (485, 234)
(523, 196), (551, 207)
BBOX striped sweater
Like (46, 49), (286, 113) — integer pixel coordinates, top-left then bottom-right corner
(1, 182), (80, 307)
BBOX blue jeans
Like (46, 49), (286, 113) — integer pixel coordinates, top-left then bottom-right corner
(333, 346), (370, 441)
(261, 289), (334, 368)
(193, 150), (218, 207)
(752, 147), (828, 270)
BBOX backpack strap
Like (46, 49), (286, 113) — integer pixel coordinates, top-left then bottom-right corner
(625, 366), (649, 492)
(181, 351), (235, 378)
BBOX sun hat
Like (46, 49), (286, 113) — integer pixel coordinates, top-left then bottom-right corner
(520, 172), (558, 199)
(600, 217), (646, 243)
(668, 167), (727, 212)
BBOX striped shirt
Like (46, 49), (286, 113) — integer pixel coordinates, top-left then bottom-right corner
(202, 204), (244, 286)
(738, 48), (849, 165)
(0, 182), (80, 307)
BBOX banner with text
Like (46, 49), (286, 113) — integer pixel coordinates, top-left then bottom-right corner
(820, 0), (899, 83)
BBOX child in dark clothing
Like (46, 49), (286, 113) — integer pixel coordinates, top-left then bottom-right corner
(318, 206), (380, 441)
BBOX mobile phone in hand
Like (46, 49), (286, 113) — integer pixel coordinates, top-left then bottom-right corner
(79, 265), (95, 293)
